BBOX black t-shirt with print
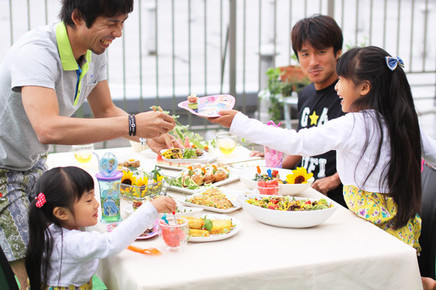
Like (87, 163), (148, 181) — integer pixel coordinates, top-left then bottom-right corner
(297, 80), (347, 207)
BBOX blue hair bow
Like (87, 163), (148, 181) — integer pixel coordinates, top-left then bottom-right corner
(385, 56), (405, 71)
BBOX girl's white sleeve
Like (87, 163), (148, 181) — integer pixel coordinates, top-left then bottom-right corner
(65, 202), (158, 260)
(421, 130), (436, 166)
(230, 112), (353, 156)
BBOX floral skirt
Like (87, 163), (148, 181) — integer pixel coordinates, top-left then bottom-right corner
(47, 279), (92, 290)
(343, 185), (421, 253)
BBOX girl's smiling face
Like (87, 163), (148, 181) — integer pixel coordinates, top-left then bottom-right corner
(334, 76), (369, 112)
(63, 189), (99, 230)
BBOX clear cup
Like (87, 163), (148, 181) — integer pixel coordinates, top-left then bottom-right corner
(216, 132), (237, 155)
(72, 144), (94, 164)
(264, 146), (284, 168)
(159, 217), (190, 251)
(257, 180), (280, 195)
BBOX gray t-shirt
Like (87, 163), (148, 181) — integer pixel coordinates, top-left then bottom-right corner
(0, 22), (107, 171)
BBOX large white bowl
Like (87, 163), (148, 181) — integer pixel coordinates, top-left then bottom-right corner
(237, 194), (337, 228)
(237, 166), (314, 195)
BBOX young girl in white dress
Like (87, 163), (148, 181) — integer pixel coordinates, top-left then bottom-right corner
(208, 46), (436, 253)
(25, 166), (176, 289)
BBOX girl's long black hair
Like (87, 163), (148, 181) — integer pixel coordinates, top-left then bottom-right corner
(337, 46), (422, 229)
(25, 166), (94, 289)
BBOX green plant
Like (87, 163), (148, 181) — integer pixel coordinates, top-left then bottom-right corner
(264, 67), (284, 123)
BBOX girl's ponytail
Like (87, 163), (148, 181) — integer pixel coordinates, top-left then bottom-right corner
(26, 199), (54, 289)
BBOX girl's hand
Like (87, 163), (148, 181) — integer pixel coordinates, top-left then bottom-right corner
(151, 196), (177, 213)
(207, 110), (239, 128)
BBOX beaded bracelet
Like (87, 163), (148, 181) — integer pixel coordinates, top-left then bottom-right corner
(128, 114), (136, 136)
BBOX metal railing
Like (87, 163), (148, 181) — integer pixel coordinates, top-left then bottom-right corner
(1, 0), (435, 135)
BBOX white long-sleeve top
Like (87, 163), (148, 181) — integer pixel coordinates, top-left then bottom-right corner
(46, 202), (158, 287)
(231, 110), (436, 193)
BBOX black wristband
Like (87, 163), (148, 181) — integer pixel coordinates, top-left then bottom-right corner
(128, 114), (136, 136)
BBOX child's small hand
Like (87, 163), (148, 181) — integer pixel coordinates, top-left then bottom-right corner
(151, 196), (177, 213)
(207, 110), (239, 128)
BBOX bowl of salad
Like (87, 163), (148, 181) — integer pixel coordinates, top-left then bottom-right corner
(237, 194), (336, 228)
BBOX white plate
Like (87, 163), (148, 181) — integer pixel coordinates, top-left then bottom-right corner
(174, 205), (204, 217)
(178, 95), (235, 118)
(189, 214), (242, 242)
(170, 174), (240, 195)
(160, 149), (218, 164)
(237, 194), (337, 228)
(236, 166), (314, 196)
(179, 188), (242, 213)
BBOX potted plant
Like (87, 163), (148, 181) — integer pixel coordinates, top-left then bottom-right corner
(259, 66), (309, 123)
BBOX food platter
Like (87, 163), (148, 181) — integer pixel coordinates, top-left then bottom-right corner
(178, 95), (235, 118)
(237, 194), (337, 228)
(178, 188), (242, 213)
(170, 174), (240, 195)
(188, 214), (242, 242)
(171, 176), (240, 195)
(160, 149), (218, 164)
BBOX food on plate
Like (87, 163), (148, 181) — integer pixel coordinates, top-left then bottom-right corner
(184, 216), (204, 229)
(162, 148), (183, 159)
(254, 166), (280, 181)
(161, 148), (204, 160)
(173, 163), (230, 189)
(187, 188), (234, 209)
(187, 94), (198, 110)
(119, 159), (141, 168)
(245, 196), (333, 211)
(190, 229), (210, 237)
(208, 219), (233, 234)
(181, 215), (235, 237)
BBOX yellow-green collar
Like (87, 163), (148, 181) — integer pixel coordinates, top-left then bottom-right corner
(56, 22), (91, 71)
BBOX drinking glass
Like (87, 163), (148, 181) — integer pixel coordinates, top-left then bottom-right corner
(72, 144), (94, 164)
(216, 132), (237, 155)
(159, 217), (190, 251)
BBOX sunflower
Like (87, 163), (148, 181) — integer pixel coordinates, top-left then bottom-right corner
(285, 167), (313, 184)
(135, 175), (149, 187)
(121, 170), (136, 185)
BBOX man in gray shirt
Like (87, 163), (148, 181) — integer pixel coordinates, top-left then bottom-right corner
(0, 1), (176, 287)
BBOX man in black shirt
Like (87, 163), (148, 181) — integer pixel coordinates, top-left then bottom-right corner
(283, 14), (345, 206)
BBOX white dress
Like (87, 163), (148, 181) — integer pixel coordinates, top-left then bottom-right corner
(45, 202), (157, 287)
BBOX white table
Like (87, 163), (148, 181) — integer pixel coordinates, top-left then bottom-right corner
(47, 147), (423, 290)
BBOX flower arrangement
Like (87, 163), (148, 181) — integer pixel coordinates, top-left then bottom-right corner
(120, 166), (170, 200)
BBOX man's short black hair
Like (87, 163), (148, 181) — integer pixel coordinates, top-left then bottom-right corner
(60, 0), (134, 28)
(291, 14), (343, 59)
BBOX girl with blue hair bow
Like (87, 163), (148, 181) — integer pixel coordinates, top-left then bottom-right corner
(208, 46), (436, 281)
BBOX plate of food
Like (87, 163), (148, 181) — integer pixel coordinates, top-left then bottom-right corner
(178, 94), (235, 118)
(181, 214), (241, 242)
(137, 220), (159, 240)
(236, 166), (314, 196)
(179, 187), (242, 213)
(160, 148), (218, 164)
(237, 194), (337, 228)
(170, 163), (239, 194)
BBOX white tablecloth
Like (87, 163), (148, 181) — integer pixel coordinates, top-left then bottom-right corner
(46, 146), (422, 290)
